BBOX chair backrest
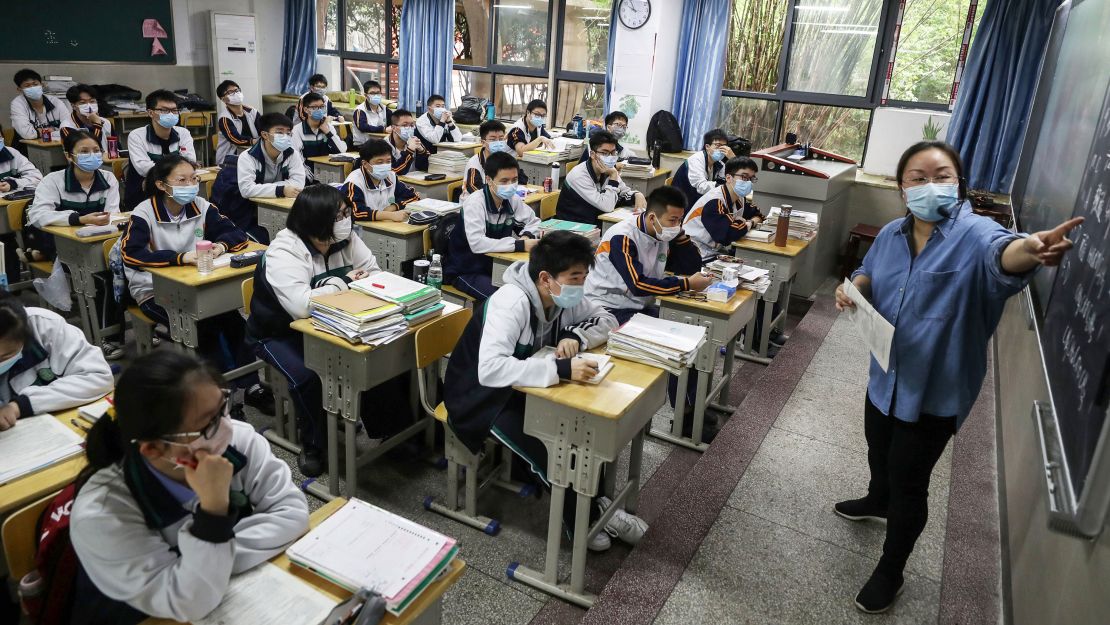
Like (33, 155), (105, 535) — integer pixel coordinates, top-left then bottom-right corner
(101, 238), (115, 265)
(665, 176), (673, 186)
(1, 126), (13, 146)
(181, 112), (208, 129)
(205, 177), (216, 199)
(413, 308), (472, 369)
(110, 159), (127, 183)
(1, 491), (56, 580)
(539, 190), (560, 220)
(446, 180), (462, 203)
(6, 200), (26, 232)
(241, 277), (254, 311)
(211, 134), (219, 152)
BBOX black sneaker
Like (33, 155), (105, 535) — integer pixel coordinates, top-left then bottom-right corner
(230, 403), (247, 421)
(854, 569), (905, 613)
(769, 328), (787, 347)
(834, 497), (888, 522)
(298, 448), (327, 478)
(245, 384), (275, 415)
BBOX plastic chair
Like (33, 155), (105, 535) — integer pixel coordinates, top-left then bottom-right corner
(539, 190), (560, 220)
(418, 308), (533, 535)
(241, 277), (300, 453)
(181, 112), (212, 167)
(665, 176), (673, 186)
(2, 492), (57, 581)
(446, 180), (463, 203)
(6, 200), (53, 281)
(101, 238), (155, 356)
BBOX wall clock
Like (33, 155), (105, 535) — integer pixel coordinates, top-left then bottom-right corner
(618, 0), (651, 30)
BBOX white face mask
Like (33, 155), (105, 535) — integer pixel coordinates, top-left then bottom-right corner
(226, 92), (244, 106)
(77, 102), (98, 116)
(332, 217), (353, 241)
(652, 215), (681, 242)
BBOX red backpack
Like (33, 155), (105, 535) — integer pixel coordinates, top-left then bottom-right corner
(19, 483), (79, 625)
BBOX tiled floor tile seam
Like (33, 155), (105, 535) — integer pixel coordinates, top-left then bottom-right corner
(466, 565), (546, 605)
(765, 423), (954, 480)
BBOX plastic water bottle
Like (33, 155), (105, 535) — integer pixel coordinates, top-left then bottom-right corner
(427, 254), (443, 290)
(549, 162), (561, 190)
(196, 240), (214, 274)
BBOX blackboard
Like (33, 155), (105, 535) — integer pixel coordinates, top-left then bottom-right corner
(0, 0), (175, 64)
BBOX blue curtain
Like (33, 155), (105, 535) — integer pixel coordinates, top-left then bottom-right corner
(672, 0), (730, 151)
(947, 0), (1059, 193)
(398, 0), (455, 111)
(603, 6), (618, 114)
(280, 0), (317, 94)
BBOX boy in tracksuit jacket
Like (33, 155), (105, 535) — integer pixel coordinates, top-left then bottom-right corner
(59, 84), (114, 153)
(124, 89), (197, 209)
(341, 139), (417, 223)
(577, 111), (637, 164)
(443, 232), (647, 552)
(0, 136), (41, 283)
(683, 156), (765, 262)
(414, 94), (462, 154)
(554, 131), (644, 227)
(214, 80), (262, 166)
(9, 68), (67, 142)
(0, 292), (113, 423)
(386, 108), (430, 175)
(292, 92), (348, 183)
(446, 151), (541, 301)
(351, 80), (389, 146)
(671, 128), (735, 210)
(507, 99), (555, 156)
(461, 120), (527, 201)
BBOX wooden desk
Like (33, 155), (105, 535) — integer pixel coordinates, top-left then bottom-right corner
(290, 302), (464, 500)
(598, 208), (639, 235)
(356, 219), (429, 275)
(254, 197), (296, 240)
(0, 407), (91, 515)
(522, 187), (557, 207)
(433, 141), (481, 158)
(399, 174), (462, 202)
(487, 251), (529, 287)
(20, 138), (65, 173)
(656, 290), (757, 451)
(508, 356), (666, 607)
(660, 151), (696, 175)
(146, 242), (266, 364)
(41, 222), (126, 344)
(623, 168), (671, 196)
(144, 497), (466, 625)
(731, 236), (814, 363)
(307, 152), (358, 185)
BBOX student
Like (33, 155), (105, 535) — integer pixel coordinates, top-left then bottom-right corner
(247, 184), (414, 475)
(120, 154), (270, 415)
(214, 79), (261, 166)
(295, 73), (342, 122)
(443, 231), (644, 551)
(671, 129), (735, 209)
(351, 80), (389, 146)
(445, 152), (541, 301)
(220, 112), (306, 243)
(461, 120), (528, 200)
(554, 131), (645, 226)
(292, 92), (348, 182)
(124, 89), (196, 210)
(578, 111), (637, 164)
(0, 290), (113, 431)
(508, 99), (556, 156)
(386, 108), (429, 175)
(59, 84), (113, 153)
(341, 139), (417, 223)
(585, 186), (716, 440)
(683, 156), (764, 261)
(0, 132), (43, 193)
(9, 68), (67, 142)
(414, 94), (462, 153)
(70, 350), (309, 624)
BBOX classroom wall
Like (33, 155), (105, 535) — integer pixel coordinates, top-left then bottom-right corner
(0, 0), (284, 131)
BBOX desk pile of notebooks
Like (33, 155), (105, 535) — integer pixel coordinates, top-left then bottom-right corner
(607, 313), (706, 375)
(308, 272), (444, 345)
(760, 206), (819, 241)
(427, 151), (469, 176)
(705, 258), (773, 294)
(536, 218), (601, 247)
(618, 162), (655, 179)
(521, 137), (585, 164)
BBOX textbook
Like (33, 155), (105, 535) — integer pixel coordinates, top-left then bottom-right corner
(309, 290), (407, 345)
(536, 219), (601, 246)
(404, 198), (462, 215)
(78, 398), (112, 424)
(606, 313), (706, 375)
(351, 271), (442, 314)
(427, 151), (469, 176)
(0, 415), (85, 485)
(286, 498), (459, 616)
(533, 346), (613, 384)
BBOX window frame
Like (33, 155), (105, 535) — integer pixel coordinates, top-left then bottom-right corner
(552, 0), (607, 124)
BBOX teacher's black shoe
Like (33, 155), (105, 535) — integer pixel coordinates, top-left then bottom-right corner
(854, 569), (905, 613)
(834, 497), (888, 522)
(298, 448), (328, 478)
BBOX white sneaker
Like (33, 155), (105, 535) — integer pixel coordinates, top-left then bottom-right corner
(599, 496), (648, 545)
(587, 530), (612, 552)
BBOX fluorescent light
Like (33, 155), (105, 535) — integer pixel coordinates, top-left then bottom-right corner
(796, 5), (850, 11)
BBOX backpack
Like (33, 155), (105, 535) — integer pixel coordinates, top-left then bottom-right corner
(646, 110), (684, 153)
(427, 211), (461, 262)
(453, 96), (489, 125)
(19, 484), (79, 625)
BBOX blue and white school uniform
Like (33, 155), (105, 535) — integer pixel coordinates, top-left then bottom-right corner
(215, 106), (261, 165)
(553, 160), (636, 226)
(291, 120), (347, 182)
(672, 148), (725, 210)
(389, 139), (429, 176)
(59, 110), (114, 153)
(124, 125), (196, 209)
(351, 101), (389, 146)
(683, 186), (763, 261)
(444, 187), (541, 301)
(414, 110), (462, 154)
(460, 151), (528, 201)
(9, 93), (68, 140)
(0, 145), (43, 191)
(26, 166), (119, 258)
(340, 167), (418, 221)
(210, 142), (305, 243)
(506, 118), (551, 153)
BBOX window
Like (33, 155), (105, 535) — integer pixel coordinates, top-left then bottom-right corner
(452, 69), (493, 108)
(556, 81), (605, 126)
(887, 0), (986, 105)
(560, 0), (612, 74)
(345, 0), (388, 55)
(495, 75), (549, 120)
(343, 60), (400, 100)
(719, 97), (778, 151)
(455, 1), (491, 66)
(780, 102), (871, 162)
(494, 0), (551, 69)
(786, 0), (884, 97)
(317, 0), (338, 50)
(724, 0), (787, 93)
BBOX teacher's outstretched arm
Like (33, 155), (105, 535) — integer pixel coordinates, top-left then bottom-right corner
(1001, 216), (1085, 273)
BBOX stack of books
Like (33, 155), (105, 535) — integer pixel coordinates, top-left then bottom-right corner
(309, 290), (406, 345)
(705, 258), (773, 294)
(427, 151), (469, 176)
(619, 163), (655, 179)
(521, 138), (584, 164)
(762, 206), (819, 241)
(744, 229), (775, 243)
(607, 313), (706, 375)
(536, 218), (601, 247)
(287, 498), (459, 617)
(351, 271), (445, 326)
(404, 198), (462, 215)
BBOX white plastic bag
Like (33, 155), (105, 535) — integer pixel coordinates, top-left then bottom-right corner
(33, 259), (73, 311)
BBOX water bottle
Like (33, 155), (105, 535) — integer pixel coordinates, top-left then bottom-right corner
(485, 103), (496, 121)
(196, 240), (214, 274)
(549, 162), (561, 190)
(572, 113), (584, 139)
(427, 254), (443, 290)
(775, 205), (792, 248)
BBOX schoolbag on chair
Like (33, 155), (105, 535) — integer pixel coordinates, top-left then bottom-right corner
(18, 484), (79, 625)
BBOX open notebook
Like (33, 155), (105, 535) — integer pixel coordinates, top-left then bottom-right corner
(533, 346), (613, 384)
(0, 415), (84, 485)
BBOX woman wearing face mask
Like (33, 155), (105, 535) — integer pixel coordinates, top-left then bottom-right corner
(341, 138), (418, 223)
(445, 151), (542, 301)
(554, 131), (645, 227)
(246, 184), (411, 477)
(351, 79), (389, 146)
(69, 350), (309, 624)
(120, 154), (269, 414)
(59, 84), (113, 153)
(671, 128), (735, 210)
(833, 141), (1084, 614)
(0, 290), (113, 432)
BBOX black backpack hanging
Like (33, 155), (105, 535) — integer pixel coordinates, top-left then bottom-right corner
(646, 110), (685, 153)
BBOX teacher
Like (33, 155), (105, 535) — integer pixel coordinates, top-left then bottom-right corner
(833, 141), (1083, 614)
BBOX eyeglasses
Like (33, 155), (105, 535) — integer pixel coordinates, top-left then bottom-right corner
(152, 107), (179, 114)
(678, 291), (708, 301)
(734, 174), (758, 182)
(609, 124), (628, 131)
(305, 105), (326, 111)
(595, 150), (618, 157)
(161, 390), (230, 442)
(902, 174), (957, 186)
(335, 207), (352, 221)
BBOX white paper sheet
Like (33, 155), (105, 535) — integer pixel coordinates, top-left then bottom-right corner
(842, 278), (895, 372)
(0, 415), (84, 484)
(195, 564), (335, 625)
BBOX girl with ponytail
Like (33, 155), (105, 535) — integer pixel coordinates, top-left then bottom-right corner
(70, 350), (308, 624)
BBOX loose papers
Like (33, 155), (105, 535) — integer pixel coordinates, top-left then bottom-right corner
(0, 415), (84, 484)
(195, 564), (335, 625)
(841, 278), (894, 371)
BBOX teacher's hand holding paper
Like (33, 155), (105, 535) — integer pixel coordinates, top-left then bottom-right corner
(840, 278), (894, 372)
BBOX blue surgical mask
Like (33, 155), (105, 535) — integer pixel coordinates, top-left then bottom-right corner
(600, 154), (619, 169)
(432, 107), (446, 120)
(369, 95), (383, 106)
(732, 179), (752, 198)
(550, 281), (584, 309)
(496, 183), (517, 200)
(0, 351), (22, 375)
(23, 86), (43, 101)
(270, 133), (293, 151)
(75, 152), (103, 172)
(488, 140), (509, 153)
(370, 163), (392, 180)
(169, 184), (199, 205)
(309, 108), (326, 121)
(158, 112), (179, 128)
(312, 87), (327, 95)
(710, 149), (725, 163)
(905, 183), (959, 222)
(397, 127), (415, 141)
(609, 126), (627, 140)
(531, 115), (546, 128)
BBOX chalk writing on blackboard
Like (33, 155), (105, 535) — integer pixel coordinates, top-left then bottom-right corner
(44, 29), (57, 45)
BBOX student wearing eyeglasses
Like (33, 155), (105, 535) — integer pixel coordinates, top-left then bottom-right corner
(214, 80), (261, 166)
(671, 129), (734, 209)
(554, 131), (645, 227)
(69, 350), (309, 624)
(683, 156), (764, 262)
(59, 84), (113, 153)
(292, 92), (347, 183)
(385, 108), (429, 175)
(124, 90), (196, 209)
(578, 111), (637, 164)
(351, 80), (389, 147)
